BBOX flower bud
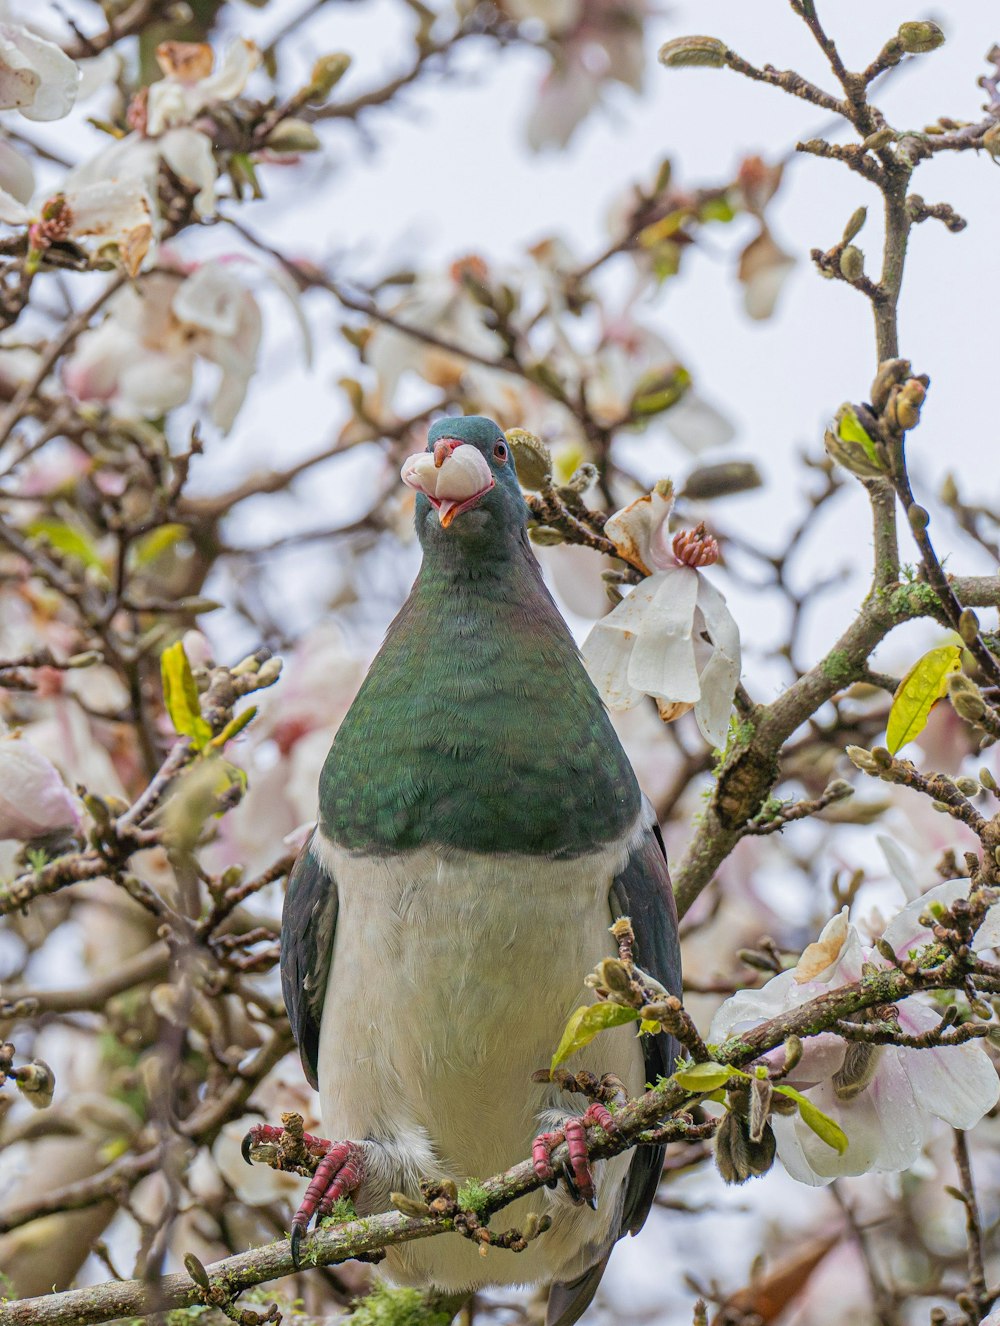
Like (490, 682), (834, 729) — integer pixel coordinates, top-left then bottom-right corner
(982, 123), (1000, 160)
(980, 767), (997, 793)
(861, 128), (894, 152)
(562, 463), (599, 495)
(14, 1059), (55, 1109)
(908, 504), (929, 532)
(842, 206), (867, 243)
(256, 657), (283, 687)
(748, 1077), (772, 1143)
(839, 245), (864, 281)
(948, 672), (986, 723)
(263, 119), (321, 153)
(681, 461), (762, 501)
(657, 36), (729, 68)
(833, 1042), (883, 1101)
(959, 608), (980, 645)
(0, 736), (82, 843)
(505, 428), (551, 491)
(897, 21), (945, 54)
(870, 358), (910, 413)
(302, 53), (351, 102)
(528, 526), (566, 546)
(595, 958), (633, 994)
(825, 405), (885, 479)
(846, 744), (879, 774)
(391, 1191), (432, 1217)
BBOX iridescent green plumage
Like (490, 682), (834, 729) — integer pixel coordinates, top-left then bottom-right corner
(319, 417), (639, 855)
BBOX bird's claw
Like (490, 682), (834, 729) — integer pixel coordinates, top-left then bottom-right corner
(288, 1140), (367, 1268)
(531, 1104), (615, 1208)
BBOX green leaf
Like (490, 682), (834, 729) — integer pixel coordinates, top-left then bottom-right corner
(207, 706), (257, 750)
(774, 1084), (848, 1154)
(671, 1061), (736, 1092)
(886, 644), (962, 754)
(551, 1003), (640, 1071)
(27, 518), (106, 575)
(160, 641), (212, 750)
(130, 523), (188, 568)
(836, 405), (879, 465)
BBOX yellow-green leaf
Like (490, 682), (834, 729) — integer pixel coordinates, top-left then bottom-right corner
(27, 518), (106, 575)
(551, 1003), (640, 1071)
(160, 641), (212, 751)
(131, 523), (189, 568)
(208, 706), (258, 750)
(639, 1018), (661, 1035)
(775, 1084), (848, 1154)
(886, 644), (962, 754)
(671, 1061), (735, 1092)
(836, 405), (878, 465)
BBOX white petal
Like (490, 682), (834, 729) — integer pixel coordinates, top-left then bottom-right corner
(0, 139), (33, 207)
(625, 565), (702, 703)
(117, 350), (194, 416)
(876, 833), (923, 901)
(158, 127), (217, 214)
(881, 878), (970, 958)
(0, 22), (79, 122)
(664, 390), (735, 454)
(0, 182), (30, 223)
(901, 1039), (999, 1128)
(434, 445), (494, 501)
(199, 38), (260, 103)
(691, 574), (740, 745)
(579, 619), (643, 711)
(64, 179), (155, 276)
(603, 483), (675, 573)
(707, 970), (799, 1041)
(0, 734), (82, 840)
(172, 262), (244, 337)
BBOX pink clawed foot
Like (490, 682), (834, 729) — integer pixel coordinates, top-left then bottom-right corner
(531, 1103), (616, 1210)
(240, 1123), (366, 1266)
(289, 1140), (366, 1265)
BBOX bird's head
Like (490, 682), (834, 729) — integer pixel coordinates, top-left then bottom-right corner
(401, 416), (526, 552)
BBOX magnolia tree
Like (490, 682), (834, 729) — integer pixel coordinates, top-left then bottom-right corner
(1, 2), (1000, 1324)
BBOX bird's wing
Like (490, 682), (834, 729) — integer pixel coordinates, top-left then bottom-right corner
(609, 801), (681, 1235)
(280, 832), (339, 1090)
(547, 802), (680, 1326)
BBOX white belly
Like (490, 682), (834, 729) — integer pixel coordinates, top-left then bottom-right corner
(314, 824), (647, 1291)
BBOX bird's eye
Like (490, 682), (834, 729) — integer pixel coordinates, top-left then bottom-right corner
(493, 441), (508, 463)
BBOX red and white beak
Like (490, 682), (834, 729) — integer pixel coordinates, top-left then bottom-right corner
(400, 441), (495, 528)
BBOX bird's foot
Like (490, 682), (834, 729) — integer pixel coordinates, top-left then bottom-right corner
(289, 1140), (367, 1266)
(241, 1115), (332, 1174)
(531, 1103), (617, 1210)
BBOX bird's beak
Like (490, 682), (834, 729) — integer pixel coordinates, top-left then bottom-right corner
(401, 442), (495, 527)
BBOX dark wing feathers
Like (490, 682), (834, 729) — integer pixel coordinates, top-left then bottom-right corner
(280, 833), (339, 1090)
(610, 804), (680, 1236)
(548, 801), (680, 1326)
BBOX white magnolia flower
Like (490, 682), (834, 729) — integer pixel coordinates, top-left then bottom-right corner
(581, 481), (740, 746)
(0, 732), (82, 841)
(0, 21), (79, 122)
(29, 180), (155, 276)
(64, 260), (262, 432)
(146, 39), (260, 136)
(0, 20), (79, 225)
(709, 886), (1000, 1186)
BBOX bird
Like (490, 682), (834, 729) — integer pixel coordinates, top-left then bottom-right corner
(247, 414), (681, 1326)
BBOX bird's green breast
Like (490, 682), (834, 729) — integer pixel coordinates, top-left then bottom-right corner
(319, 534), (640, 856)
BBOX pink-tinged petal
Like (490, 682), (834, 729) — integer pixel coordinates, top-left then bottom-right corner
(0, 22), (79, 122)
(603, 481), (674, 574)
(900, 1039), (999, 1129)
(0, 734), (82, 840)
(626, 566), (702, 704)
(738, 226), (795, 321)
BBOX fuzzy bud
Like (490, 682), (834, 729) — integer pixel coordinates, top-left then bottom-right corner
(14, 1059), (55, 1110)
(256, 657), (283, 687)
(958, 608), (980, 645)
(562, 463), (598, 495)
(862, 128), (894, 152)
(302, 53), (351, 102)
(681, 461), (762, 501)
(948, 672), (986, 723)
(846, 744), (879, 774)
(825, 405), (885, 479)
(658, 36), (729, 68)
(839, 245), (865, 281)
(982, 123), (1000, 161)
(842, 206), (868, 243)
(823, 778), (854, 803)
(980, 767), (997, 792)
(528, 526), (566, 547)
(908, 504), (930, 533)
(595, 958), (633, 995)
(897, 21), (945, 54)
(505, 428), (551, 491)
(390, 1191), (432, 1217)
(263, 119), (321, 153)
(748, 1078), (772, 1143)
(832, 1042), (883, 1101)
(870, 358), (911, 413)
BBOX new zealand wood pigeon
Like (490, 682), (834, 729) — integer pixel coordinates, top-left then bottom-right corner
(248, 415), (681, 1326)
